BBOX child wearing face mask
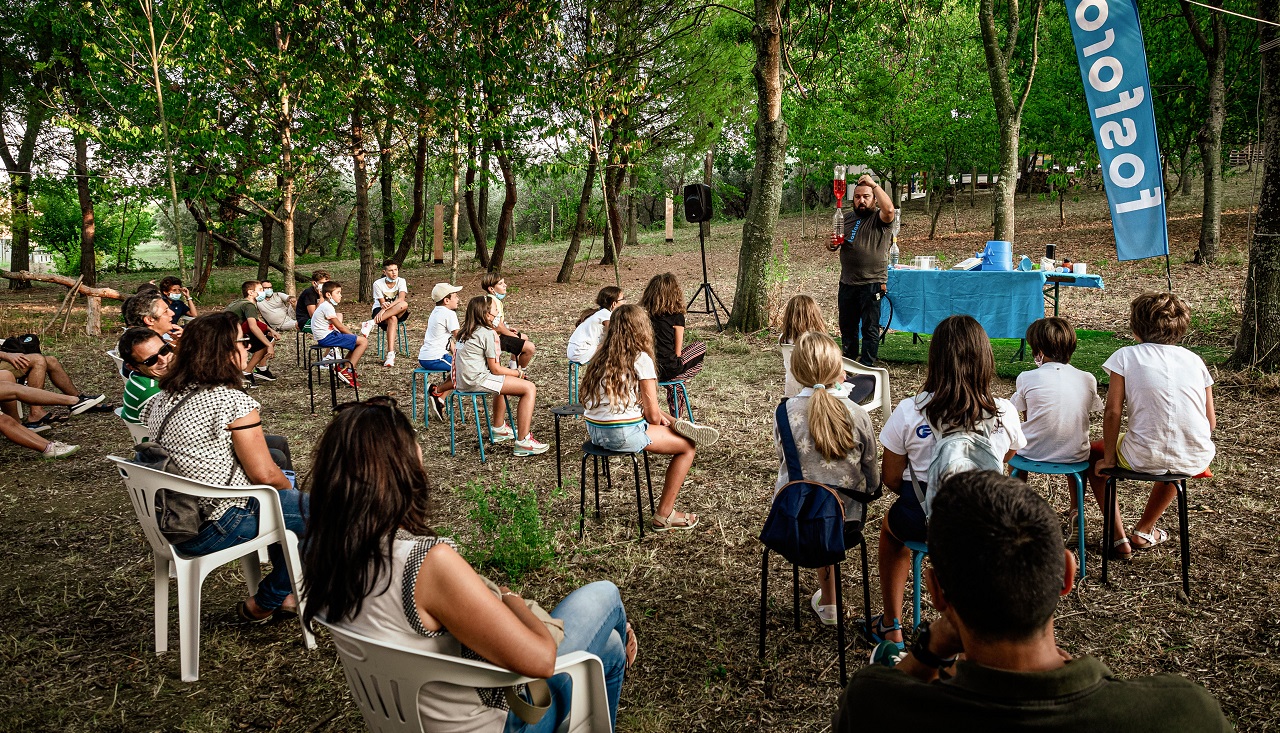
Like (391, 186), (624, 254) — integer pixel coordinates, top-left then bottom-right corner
(310, 281), (374, 388)
(1010, 317), (1102, 467)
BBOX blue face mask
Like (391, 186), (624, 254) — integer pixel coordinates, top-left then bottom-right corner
(493, 293), (506, 301)
(255, 293), (266, 303)
(169, 292), (183, 301)
(263, 289), (274, 298)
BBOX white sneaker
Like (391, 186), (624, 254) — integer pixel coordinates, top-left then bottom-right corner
(42, 441), (80, 460)
(514, 435), (549, 456)
(490, 423), (515, 443)
(508, 359), (518, 370)
(811, 590), (838, 626)
(383, 352), (396, 368)
(360, 320), (376, 336)
(674, 419), (720, 447)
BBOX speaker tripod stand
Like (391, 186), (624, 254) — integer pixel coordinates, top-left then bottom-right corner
(686, 227), (731, 330)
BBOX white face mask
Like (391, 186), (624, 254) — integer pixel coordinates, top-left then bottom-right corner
(385, 275), (396, 283)
(1034, 355), (1045, 366)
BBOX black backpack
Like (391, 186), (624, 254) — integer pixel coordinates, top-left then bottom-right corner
(1, 333), (40, 354)
(759, 399), (878, 568)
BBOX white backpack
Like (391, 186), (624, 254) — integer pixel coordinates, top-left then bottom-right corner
(909, 414), (1004, 518)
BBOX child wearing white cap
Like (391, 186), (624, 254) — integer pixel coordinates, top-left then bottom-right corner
(418, 283), (464, 420)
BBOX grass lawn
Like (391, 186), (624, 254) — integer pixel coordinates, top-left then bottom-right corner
(870, 330), (1229, 384)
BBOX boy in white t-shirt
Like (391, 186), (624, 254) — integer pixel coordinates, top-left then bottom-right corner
(371, 261), (410, 367)
(1011, 317), (1103, 464)
(310, 281), (374, 388)
(418, 283), (463, 421)
(1090, 292), (1216, 561)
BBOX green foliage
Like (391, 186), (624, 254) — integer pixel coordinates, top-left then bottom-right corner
(458, 471), (557, 581)
(29, 175), (155, 275)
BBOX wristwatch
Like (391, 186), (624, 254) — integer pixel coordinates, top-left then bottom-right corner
(910, 620), (959, 669)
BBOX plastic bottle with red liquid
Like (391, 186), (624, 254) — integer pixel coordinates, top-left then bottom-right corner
(831, 165), (846, 250)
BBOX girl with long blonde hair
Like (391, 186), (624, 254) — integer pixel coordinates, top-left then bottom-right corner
(581, 304), (718, 531)
(773, 331), (879, 624)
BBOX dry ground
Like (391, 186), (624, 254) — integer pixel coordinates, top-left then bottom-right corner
(1, 181), (1277, 731)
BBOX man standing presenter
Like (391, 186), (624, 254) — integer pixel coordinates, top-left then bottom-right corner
(829, 174), (895, 366)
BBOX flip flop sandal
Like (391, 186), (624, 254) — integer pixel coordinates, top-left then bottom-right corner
(651, 509), (698, 532)
(1131, 527), (1169, 551)
(858, 614), (902, 645)
(236, 600), (273, 625)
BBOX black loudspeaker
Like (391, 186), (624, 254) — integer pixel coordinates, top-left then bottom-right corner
(684, 183), (712, 223)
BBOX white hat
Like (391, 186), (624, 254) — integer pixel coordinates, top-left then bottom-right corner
(431, 283), (464, 302)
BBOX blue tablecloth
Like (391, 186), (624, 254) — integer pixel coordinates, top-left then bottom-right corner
(879, 269), (1104, 339)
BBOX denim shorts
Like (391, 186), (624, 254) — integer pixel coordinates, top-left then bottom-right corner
(587, 422), (651, 454)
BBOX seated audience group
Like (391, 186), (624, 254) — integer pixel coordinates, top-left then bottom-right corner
(93, 270), (1230, 730)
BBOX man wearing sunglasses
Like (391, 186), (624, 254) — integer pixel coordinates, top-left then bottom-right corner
(117, 328), (175, 424)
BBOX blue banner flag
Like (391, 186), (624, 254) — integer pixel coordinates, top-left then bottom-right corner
(1066, 0), (1169, 261)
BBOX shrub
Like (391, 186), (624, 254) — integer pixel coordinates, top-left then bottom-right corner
(459, 471), (556, 580)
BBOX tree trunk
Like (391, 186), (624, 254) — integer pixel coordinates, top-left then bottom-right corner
(258, 215), (273, 281)
(1178, 138), (1195, 196)
(1228, 0), (1280, 370)
(978, 0), (1042, 243)
(0, 104), (45, 290)
(465, 143), (491, 268)
(700, 151), (713, 239)
(729, 0), (787, 332)
(479, 143), (491, 258)
(489, 137), (517, 272)
(557, 147), (598, 283)
(377, 120), (396, 259)
(1191, 8), (1227, 264)
(391, 127), (428, 265)
(971, 164), (978, 207)
(600, 158), (626, 266)
(627, 168), (639, 248)
(353, 103), (374, 302)
(217, 195), (241, 266)
(73, 133), (97, 286)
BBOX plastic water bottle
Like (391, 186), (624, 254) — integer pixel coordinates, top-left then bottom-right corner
(833, 207), (844, 240)
(889, 241), (899, 268)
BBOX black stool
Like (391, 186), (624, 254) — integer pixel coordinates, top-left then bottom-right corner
(759, 531), (872, 688)
(308, 344), (358, 413)
(1100, 467), (1193, 596)
(578, 440), (654, 539)
(551, 404), (586, 490)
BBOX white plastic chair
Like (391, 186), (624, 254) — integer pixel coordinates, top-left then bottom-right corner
(106, 349), (127, 382)
(318, 620), (612, 733)
(780, 343), (892, 415)
(107, 456), (315, 682)
(114, 407), (153, 445)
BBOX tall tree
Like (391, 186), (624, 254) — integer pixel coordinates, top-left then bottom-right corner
(1229, 0), (1279, 370)
(1182, 0), (1228, 264)
(978, 0), (1043, 243)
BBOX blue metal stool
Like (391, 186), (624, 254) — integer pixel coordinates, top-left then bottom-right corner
(447, 391), (517, 463)
(410, 367), (452, 425)
(905, 540), (929, 632)
(1009, 455), (1089, 580)
(579, 440), (654, 539)
(1100, 467), (1193, 597)
(658, 379), (693, 421)
(568, 361), (586, 405)
(376, 323), (410, 359)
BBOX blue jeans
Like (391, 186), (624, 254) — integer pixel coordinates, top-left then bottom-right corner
(505, 581), (627, 733)
(174, 489), (310, 610)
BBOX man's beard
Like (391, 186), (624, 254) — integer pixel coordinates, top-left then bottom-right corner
(853, 202), (873, 216)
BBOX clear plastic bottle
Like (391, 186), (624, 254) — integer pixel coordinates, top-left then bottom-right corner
(889, 241), (899, 268)
(833, 207), (844, 242)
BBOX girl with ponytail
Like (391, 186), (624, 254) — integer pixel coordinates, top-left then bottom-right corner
(773, 331), (879, 625)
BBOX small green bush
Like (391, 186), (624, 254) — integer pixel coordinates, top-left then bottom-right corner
(459, 471), (556, 580)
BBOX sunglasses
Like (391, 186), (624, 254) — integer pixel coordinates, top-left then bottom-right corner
(136, 343), (173, 368)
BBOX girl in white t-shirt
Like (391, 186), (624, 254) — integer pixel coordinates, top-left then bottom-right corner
(581, 304), (719, 531)
(1011, 317), (1103, 464)
(1090, 292), (1215, 560)
(867, 315), (1025, 650)
(454, 296), (547, 457)
(566, 286), (623, 365)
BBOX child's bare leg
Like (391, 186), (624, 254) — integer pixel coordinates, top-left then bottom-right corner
(0, 414), (48, 452)
(42, 356), (78, 395)
(876, 521), (908, 644)
(643, 424), (695, 520)
(493, 393), (508, 429)
(818, 566), (837, 605)
(1132, 482), (1178, 544)
(348, 335), (369, 367)
(1088, 459), (1127, 545)
(0, 371), (22, 420)
(510, 379), (536, 437)
(517, 340), (536, 368)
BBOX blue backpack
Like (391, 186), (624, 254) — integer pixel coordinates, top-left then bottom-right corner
(759, 399), (878, 568)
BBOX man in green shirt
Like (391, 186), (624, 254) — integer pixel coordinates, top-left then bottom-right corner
(117, 328), (173, 423)
(833, 471), (1231, 732)
(226, 280), (279, 382)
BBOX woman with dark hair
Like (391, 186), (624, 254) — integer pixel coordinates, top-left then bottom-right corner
(140, 312), (304, 622)
(861, 315), (1025, 656)
(303, 399), (635, 732)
